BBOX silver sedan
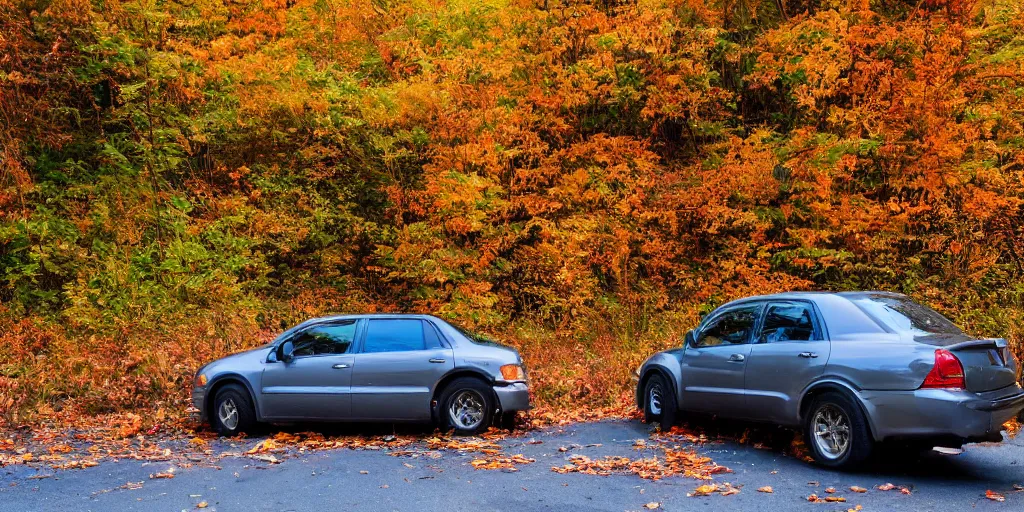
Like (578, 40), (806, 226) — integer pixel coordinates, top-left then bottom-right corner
(192, 314), (529, 435)
(636, 292), (1024, 468)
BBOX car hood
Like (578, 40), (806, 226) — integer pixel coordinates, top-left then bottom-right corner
(200, 345), (271, 374)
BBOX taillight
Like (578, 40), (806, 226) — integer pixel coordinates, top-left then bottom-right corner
(920, 349), (965, 390)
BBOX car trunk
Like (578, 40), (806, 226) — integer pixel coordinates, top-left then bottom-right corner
(924, 338), (1020, 393)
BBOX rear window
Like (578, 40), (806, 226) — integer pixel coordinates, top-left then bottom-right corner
(435, 319), (495, 346)
(849, 295), (964, 337)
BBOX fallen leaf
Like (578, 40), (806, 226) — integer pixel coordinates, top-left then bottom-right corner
(689, 484), (719, 497)
(877, 483), (896, 491)
(900, 487), (912, 495)
(986, 490), (1006, 502)
(757, 486), (773, 493)
(825, 487), (836, 493)
(359, 470), (369, 475)
(849, 486), (867, 493)
(197, 502), (208, 509)
(720, 486), (740, 496)
(643, 503), (660, 510)
(149, 471), (174, 480)
(825, 496), (847, 503)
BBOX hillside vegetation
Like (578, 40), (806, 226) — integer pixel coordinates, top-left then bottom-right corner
(2, 0), (1024, 425)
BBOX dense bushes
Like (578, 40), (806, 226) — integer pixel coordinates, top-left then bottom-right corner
(2, 0), (1023, 425)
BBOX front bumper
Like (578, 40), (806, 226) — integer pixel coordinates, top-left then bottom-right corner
(493, 382), (530, 413)
(860, 385), (1024, 443)
(192, 387), (207, 422)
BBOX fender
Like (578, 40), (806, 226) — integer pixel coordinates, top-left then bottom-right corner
(638, 349), (685, 410)
(206, 373), (263, 421)
(430, 367), (498, 424)
(798, 376), (880, 441)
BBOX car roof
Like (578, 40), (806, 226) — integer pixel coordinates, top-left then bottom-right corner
(721, 290), (905, 305)
(711, 291), (906, 339)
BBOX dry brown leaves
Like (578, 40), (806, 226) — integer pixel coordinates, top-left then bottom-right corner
(687, 482), (740, 497)
(470, 454), (536, 471)
(1004, 418), (1022, 438)
(985, 490), (1006, 502)
(876, 482), (912, 494)
(807, 493), (846, 503)
(425, 437), (501, 454)
(552, 446), (730, 481)
(757, 486), (773, 493)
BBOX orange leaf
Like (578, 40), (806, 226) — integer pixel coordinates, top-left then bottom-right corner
(985, 490), (1005, 502)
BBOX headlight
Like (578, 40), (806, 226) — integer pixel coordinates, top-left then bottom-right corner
(500, 364), (526, 381)
(194, 373), (208, 387)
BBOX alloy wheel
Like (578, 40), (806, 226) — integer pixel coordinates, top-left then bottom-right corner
(218, 398), (239, 430)
(812, 404), (851, 460)
(448, 389), (486, 430)
(648, 384), (663, 415)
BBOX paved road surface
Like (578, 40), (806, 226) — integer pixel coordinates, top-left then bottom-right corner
(2, 420), (1021, 511)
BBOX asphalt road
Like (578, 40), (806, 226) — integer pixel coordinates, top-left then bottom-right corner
(1, 419), (1021, 511)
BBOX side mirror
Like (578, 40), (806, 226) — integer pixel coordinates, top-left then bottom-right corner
(279, 341), (295, 363)
(684, 330), (695, 347)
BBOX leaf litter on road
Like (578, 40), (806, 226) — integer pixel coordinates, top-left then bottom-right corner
(986, 490), (1006, 502)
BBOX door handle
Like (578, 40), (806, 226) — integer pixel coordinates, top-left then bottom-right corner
(428, 358), (447, 364)
(798, 352), (818, 359)
(332, 363), (350, 369)
(727, 354), (745, 363)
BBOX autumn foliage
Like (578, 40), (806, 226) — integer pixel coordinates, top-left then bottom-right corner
(2, 0), (1024, 426)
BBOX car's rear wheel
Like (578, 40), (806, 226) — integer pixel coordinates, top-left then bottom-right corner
(212, 384), (256, 436)
(439, 377), (495, 435)
(642, 373), (677, 429)
(805, 392), (872, 468)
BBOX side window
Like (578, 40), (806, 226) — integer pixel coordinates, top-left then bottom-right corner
(363, 319), (426, 353)
(759, 303), (818, 343)
(695, 305), (760, 347)
(291, 322), (356, 357)
(423, 322), (444, 349)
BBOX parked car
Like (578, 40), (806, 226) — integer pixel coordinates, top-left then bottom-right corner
(192, 314), (529, 435)
(635, 292), (1024, 468)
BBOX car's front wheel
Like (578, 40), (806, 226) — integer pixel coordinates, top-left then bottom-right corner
(642, 373), (677, 429)
(439, 377), (495, 435)
(804, 392), (872, 468)
(211, 384), (256, 436)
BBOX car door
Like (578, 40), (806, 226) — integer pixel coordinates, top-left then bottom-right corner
(350, 318), (455, 421)
(744, 301), (830, 424)
(680, 303), (762, 417)
(260, 320), (358, 420)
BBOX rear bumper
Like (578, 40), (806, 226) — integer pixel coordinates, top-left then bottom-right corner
(859, 385), (1024, 443)
(493, 382), (530, 413)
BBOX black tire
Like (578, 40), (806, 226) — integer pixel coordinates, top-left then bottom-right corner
(642, 373), (677, 429)
(211, 383), (257, 436)
(804, 392), (873, 469)
(498, 411), (518, 431)
(438, 377), (495, 436)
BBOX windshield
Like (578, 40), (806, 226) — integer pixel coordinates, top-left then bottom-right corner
(850, 295), (964, 337)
